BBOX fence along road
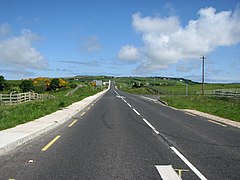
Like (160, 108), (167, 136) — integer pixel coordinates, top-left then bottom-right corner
(0, 92), (55, 105)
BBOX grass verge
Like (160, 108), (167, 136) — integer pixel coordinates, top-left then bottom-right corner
(116, 83), (240, 122)
(160, 95), (240, 122)
(0, 86), (101, 130)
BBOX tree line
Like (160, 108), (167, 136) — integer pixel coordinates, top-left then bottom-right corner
(0, 75), (73, 93)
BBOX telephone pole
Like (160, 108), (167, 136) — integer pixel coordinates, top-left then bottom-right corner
(200, 55), (206, 95)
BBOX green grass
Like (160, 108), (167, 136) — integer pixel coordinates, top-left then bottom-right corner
(160, 95), (240, 122)
(115, 78), (240, 122)
(116, 79), (240, 96)
(118, 85), (154, 95)
(115, 77), (240, 92)
(0, 86), (101, 130)
(158, 83), (240, 93)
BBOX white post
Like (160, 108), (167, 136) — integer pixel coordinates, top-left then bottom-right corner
(10, 92), (12, 105)
(186, 80), (188, 96)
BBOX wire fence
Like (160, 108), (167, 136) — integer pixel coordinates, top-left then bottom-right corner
(149, 86), (240, 99)
(0, 92), (55, 105)
(65, 84), (83, 96)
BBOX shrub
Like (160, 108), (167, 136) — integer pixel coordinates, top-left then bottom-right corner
(20, 80), (35, 92)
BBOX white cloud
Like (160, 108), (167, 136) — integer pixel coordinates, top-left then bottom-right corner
(0, 23), (10, 36)
(118, 45), (139, 61)
(59, 60), (100, 67)
(176, 60), (201, 72)
(0, 29), (48, 69)
(80, 35), (101, 53)
(132, 12), (180, 34)
(119, 7), (240, 73)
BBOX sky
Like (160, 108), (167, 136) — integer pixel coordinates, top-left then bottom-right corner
(0, 0), (240, 83)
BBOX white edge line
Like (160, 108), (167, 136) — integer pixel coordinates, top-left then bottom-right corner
(170, 147), (208, 180)
(185, 112), (196, 117)
(127, 103), (132, 107)
(81, 112), (86, 116)
(208, 120), (227, 127)
(141, 96), (158, 102)
(133, 108), (140, 116)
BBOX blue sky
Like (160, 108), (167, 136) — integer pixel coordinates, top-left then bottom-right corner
(0, 0), (239, 82)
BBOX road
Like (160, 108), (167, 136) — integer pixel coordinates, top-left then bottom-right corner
(0, 82), (240, 179)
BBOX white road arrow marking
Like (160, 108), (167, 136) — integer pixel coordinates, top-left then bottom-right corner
(155, 165), (182, 180)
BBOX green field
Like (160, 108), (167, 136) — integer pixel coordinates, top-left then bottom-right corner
(160, 95), (240, 122)
(115, 77), (240, 95)
(115, 77), (240, 122)
(0, 85), (102, 131)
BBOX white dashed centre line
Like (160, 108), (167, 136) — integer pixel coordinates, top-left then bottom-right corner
(127, 103), (132, 107)
(114, 90), (119, 96)
(120, 92), (207, 179)
(142, 118), (155, 130)
(133, 108), (140, 116)
(142, 118), (160, 135)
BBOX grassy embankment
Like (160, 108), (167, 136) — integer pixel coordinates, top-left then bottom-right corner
(0, 85), (101, 130)
(160, 95), (239, 122)
(115, 77), (240, 122)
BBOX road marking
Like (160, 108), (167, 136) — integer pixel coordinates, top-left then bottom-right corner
(42, 135), (61, 151)
(142, 118), (160, 135)
(133, 108), (140, 116)
(81, 112), (86, 117)
(116, 95), (125, 99)
(91, 103), (95, 106)
(87, 107), (91, 110)
(125, 102), (159, 135)
(114, 90), (119, 96)
(68, 120), (78, 127)
(127, 103), (132, 107)
(175, 169), (189, 178)
(170, 147), (207, 180)
(141, 96), (158, 102)
(185, 112), (196, 117)
(155, 165), (182, 180)
(9, 179), (15, 180)
(153, 129), (160, 135)
(142, 118), (155, 130)
(208, 120), (227, 127)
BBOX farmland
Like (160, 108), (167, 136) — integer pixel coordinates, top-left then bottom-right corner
(115, 77), (240, 122)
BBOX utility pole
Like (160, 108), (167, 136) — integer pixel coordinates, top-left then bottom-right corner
(200, 55), (206, 95)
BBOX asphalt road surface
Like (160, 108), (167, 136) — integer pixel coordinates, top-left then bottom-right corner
(0, 82), (240, 180)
